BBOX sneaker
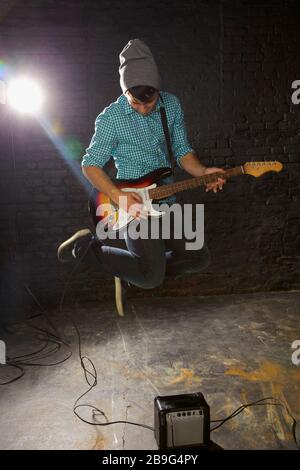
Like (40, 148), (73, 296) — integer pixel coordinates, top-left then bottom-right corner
(57, 228), (92, 263)
(114, 277), (130, 317)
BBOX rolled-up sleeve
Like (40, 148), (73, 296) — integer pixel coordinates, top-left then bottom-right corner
(171, 98), (194, 168)
(81, 113), (117, 168)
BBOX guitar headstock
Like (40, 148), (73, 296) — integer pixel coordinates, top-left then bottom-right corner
(243, 161), (283, 177)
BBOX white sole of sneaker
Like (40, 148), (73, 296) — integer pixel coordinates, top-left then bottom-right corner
(114, 276), (125, 317)
(57, 228), (91, 262)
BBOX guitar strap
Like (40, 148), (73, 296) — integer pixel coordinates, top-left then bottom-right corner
(159, 94), (176, 176)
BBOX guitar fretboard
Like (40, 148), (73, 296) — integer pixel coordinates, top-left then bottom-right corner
(148, 166), (244, 200)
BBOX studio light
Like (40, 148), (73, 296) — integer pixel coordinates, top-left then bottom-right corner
(7, 77), (43, 114)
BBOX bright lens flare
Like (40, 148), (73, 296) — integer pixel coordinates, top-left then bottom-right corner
(7, 78), (43, 113)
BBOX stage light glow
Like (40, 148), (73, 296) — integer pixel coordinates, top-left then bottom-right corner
(0, 59), (6, 79)
(7, 77), (43, 113)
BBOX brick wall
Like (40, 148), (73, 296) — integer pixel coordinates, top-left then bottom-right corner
(0, 0), (299, 317)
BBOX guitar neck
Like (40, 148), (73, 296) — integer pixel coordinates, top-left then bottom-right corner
(149, 166), (244, 200)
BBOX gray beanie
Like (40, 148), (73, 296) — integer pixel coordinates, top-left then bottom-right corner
(119, 38), (161, 93)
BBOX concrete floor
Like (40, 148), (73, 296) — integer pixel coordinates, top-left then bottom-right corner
(0, 290), (299, 450)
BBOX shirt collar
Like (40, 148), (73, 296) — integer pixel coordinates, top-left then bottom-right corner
(122, 93), (163, 115)
(123, 95), (135, 114)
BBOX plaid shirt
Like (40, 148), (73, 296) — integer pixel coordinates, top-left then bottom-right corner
(82, 91), (194, 180)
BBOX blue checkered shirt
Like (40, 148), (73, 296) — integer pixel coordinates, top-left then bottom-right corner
(82, 91), (194, 180)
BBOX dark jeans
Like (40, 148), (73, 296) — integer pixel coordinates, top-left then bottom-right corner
(87, 204), (211, 289)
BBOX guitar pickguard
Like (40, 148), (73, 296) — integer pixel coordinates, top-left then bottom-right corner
(99, 184), (165, 234)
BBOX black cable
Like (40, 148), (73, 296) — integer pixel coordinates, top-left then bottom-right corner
(0, 286), (72, 383)
(210, 396), (300, 449)
(0, 236), (93, 384)
(1, 228), (299, 442)
(25, 321), (70, 349)
(58, 238), (154, 432)
(6, 332), (63, 363)
(0, 327), (72, 380)
(17, 231), (300, 443)
(71, 321), (154, 432)
(0, 363), (25, 385)
(7, 336), (52, 361)
(24, 284), (63, 340)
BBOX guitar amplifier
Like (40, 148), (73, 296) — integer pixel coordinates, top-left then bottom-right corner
(154, 392), (210, 450)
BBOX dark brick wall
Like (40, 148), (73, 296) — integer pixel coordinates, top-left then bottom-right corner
(0, 0), (299, 315)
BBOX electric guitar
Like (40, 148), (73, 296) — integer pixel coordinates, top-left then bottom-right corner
(89, 161), (283, 234)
